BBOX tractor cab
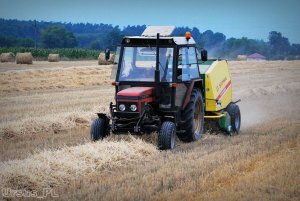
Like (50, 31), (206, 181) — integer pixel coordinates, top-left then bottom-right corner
(113, 26), (204, 112)
(91, 26), (241, 150)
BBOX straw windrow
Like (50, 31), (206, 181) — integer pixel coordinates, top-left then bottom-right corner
(0, 137), (158, 190)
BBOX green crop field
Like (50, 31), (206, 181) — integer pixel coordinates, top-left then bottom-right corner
(0, 47), (101, 60)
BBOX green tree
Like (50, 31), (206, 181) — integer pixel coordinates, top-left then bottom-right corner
(19, 38), (34, 47)
(90, 40), (105, 50)
(0, 35), (34, 47)
(198, 30), (226, 55)
(268, 31), (290, 59)
(218, 37), (269, 59)
(290, 44), (300, 56)
(41, 26), (78, 48)
(0, 35), (17, 47)
(104, 28), (123, 50)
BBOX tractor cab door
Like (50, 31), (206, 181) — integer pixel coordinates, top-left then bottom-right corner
(175, 46), (201, 107)
(110, 46), (121, 80)
(177, 46), (200, 81)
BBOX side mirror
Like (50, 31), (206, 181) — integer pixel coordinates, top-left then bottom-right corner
(105, 49), (110, 61)
(201, 49), (208, 61)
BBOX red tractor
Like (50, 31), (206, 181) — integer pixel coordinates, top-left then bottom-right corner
(90, 26), (241, 150)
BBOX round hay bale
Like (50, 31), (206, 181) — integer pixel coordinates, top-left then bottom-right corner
(0, 52), (15, 62)
(16, 52), (33, 64)
(48, 54), (60, 62)
(98, 53), (116, 65)
(98, 53), (106, 65)
(237, 55), (247, 61)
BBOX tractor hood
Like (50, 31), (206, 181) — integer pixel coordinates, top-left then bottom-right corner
(117, 87), (153, 100)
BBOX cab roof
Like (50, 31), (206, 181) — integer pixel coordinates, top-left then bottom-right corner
(142, 26), (175, 37)
(122, 36), (196, 46)
(122, 26), (196, 46)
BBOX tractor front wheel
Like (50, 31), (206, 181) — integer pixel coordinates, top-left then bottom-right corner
(158, 121), (176, 150)
(90, 118), (108, 141)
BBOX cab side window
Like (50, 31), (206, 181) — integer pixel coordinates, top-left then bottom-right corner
(177, 47), (200, 81)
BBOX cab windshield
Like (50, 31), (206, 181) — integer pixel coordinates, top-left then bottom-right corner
(119, 47), (173, 82)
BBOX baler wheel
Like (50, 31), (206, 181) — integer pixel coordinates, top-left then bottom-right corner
(226, 103), (241, 134)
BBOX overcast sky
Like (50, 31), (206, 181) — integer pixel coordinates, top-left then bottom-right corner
(0, 0), (299, 43)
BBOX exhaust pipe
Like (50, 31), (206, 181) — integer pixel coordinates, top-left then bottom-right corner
(155, 33), (160, 104)
(155, 33), (160, 84)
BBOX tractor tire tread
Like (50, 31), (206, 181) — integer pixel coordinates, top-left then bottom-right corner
(177, 89), (204, 142)
(90, 118), (107, 141)
(158, 121), (176, 150)
(226, 103), (241, 134)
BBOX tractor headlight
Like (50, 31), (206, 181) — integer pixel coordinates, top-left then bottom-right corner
(119, 104), (126, 111)
(130, 104), (137, 111)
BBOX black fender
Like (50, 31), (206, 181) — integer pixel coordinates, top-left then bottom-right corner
(97, 113), (109, 125)
(182, 79), (203, 110)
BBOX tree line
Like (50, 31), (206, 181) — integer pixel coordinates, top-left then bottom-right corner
(0, 18), (299, 60)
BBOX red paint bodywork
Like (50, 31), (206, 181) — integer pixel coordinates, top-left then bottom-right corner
(117, 87), (154, 112)
(117, 87), (153, 97)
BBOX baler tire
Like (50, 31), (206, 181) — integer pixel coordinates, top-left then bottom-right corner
(158, 121), (176, 150)
(226, 103), (241, 134)
(178, 89), (204, 142)
(90, 118), (107, 141)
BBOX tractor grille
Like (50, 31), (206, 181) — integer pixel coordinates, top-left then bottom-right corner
(113, 111), (140, 118)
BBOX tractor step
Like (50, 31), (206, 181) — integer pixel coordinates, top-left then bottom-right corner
(204, 112), (225, 119)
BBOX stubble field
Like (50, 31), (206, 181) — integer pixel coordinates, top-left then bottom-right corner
(0, 60), (299, 200)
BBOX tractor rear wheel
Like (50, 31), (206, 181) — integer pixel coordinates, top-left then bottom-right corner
(90, 118), (108, 141)
(158, 121), (176, 150)
(226, 103), (241, 134)
(178, 89), (204, 142)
